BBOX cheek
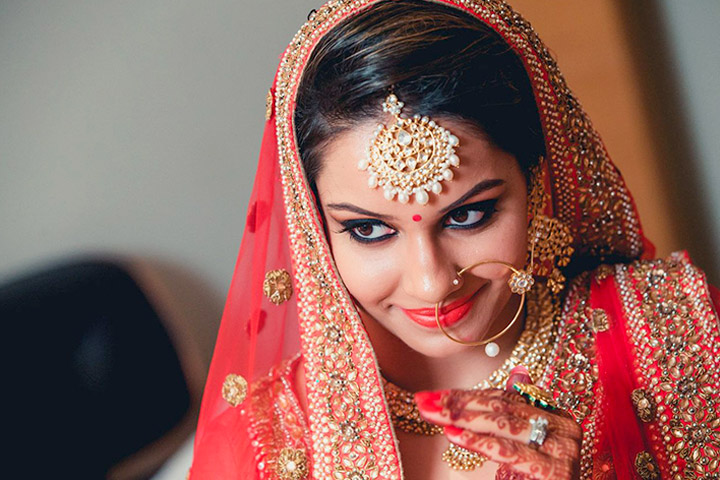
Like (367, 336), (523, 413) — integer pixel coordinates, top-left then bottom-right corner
(506, 220), (529, 265)
(460, 216), (528, 274)
(331, 241), (398, 307)
(496, 197), (530, 265)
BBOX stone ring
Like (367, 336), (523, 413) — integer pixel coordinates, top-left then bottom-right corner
(528, 416), (549, 449)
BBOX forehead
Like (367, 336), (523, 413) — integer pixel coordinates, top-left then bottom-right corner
(315, 118), (519, 206)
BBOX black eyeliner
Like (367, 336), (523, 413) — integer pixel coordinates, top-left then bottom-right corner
(444, 199), (499, 230)
(338, 218), (397, 244)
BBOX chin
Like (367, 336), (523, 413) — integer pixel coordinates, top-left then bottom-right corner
(396, 326), (488, 359)
(407, 341), (469, 359)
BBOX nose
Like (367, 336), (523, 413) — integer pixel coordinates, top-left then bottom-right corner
(401, 234), (458, 305)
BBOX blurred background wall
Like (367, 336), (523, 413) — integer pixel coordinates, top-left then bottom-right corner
(1, 1), (718, 477)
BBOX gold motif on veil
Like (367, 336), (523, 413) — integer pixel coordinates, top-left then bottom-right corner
(221, 373), (248, 407)
(264, 269), (293, 305)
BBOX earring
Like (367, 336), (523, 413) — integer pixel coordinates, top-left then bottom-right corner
(526, 163), (574, 294)
(434, 248), (535, 357)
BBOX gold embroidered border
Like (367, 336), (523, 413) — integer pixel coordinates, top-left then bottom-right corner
(248, 356), (311, 479)
(544, 273), (599, 480)
(615, 255), (720, 478)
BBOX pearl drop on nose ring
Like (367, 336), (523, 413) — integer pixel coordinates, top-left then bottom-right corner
(484, 342), (500, 357)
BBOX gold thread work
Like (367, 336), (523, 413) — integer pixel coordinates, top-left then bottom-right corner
(222, 373), (248, 407)
(358, 94), (460, 205)
(264, 269), (293, 305)
(276, 448), (309, 480)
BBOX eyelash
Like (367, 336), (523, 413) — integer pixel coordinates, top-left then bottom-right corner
(337, 199), (499, 244)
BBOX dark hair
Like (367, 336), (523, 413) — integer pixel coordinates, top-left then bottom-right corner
(294, 0), (545, 190)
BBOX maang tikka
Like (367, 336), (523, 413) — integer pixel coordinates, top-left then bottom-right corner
(357, 93), (460, 204)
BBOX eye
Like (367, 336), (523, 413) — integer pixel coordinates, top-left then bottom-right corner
(339, 219), (397, 244)
(444, 200), (498, 230)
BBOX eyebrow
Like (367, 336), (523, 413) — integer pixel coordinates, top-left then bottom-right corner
(438, 178), (505, 214)
(326, 203), (395, 220)
(326, 179), (505, 220)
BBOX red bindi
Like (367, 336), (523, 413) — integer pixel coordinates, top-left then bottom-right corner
(412, 214), (422, 222)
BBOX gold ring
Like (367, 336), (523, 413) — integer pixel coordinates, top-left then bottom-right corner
(512, 382), (559, 412)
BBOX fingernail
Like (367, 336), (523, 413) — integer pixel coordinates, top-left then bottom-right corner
(505, 365), (533, 391)
(443, 425), (464, 436)
(415, 390), (447, 413)
(414, 390), (441, 403)
(417, 397), (442, 413)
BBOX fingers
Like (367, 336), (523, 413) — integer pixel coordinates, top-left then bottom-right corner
(415, 384), (581, 479)
(447, 410), (531, 442)
(443, 426), (574, 480)
(440, 410), (578, 460)
(419, 387), (525, 413)
(535, 432), (580, 459)
(416, 389), (581, 443)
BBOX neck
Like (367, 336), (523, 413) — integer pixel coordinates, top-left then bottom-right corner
(363, 296), (526, 392)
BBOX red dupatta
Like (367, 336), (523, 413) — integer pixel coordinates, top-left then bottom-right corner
(186, 1), (677, 478)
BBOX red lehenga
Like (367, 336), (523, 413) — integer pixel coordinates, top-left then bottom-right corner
(189, 1), (720, 479)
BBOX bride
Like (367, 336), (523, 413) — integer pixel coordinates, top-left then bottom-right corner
(190, 0), (720, 478)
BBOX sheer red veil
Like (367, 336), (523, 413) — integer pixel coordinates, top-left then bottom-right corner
(190, 1), (651, 478)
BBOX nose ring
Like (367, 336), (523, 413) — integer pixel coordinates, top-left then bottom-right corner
(434, 260), (534, 356)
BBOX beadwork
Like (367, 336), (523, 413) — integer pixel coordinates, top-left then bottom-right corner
(358, 94), (460, 204)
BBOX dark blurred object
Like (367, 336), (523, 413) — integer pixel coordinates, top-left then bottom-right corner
(2, 260), (200, 479)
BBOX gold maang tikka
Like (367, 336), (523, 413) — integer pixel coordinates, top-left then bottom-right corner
(357, 93), (460, 205)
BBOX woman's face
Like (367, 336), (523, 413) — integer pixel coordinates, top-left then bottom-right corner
(315, 118), (528, 358)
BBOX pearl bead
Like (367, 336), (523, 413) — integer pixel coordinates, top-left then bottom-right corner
(415, 190), (429, 205)
(485, 342), (500, 357)
(431, 182), (442, 194)
(398, 191), (409, 204)
(368, 175), (378, 188)
(383, 188), (395, 201)
(442, 169), (454, 181)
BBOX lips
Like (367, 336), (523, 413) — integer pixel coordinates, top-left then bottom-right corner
(401, 291), (478, 329)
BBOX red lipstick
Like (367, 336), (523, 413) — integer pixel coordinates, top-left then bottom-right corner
(401, 291), (478, 329)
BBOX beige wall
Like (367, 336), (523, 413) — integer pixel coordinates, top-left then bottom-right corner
(512, 0), (679, 258)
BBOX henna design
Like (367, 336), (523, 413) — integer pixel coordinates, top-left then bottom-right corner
(491, 411), (528, 436)
(434, 388), (581, 477)
(537, 432), (580, 459)
(496, 463), (537, 480)
(445, 409), (529, 437)
(443, 389), (527, 419)
(444, 421), (576, 479)
(442, 389), (581, 440)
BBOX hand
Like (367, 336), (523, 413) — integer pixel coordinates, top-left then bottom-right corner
(415, 369), (582, 479)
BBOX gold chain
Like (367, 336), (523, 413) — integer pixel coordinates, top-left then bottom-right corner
(383, 283), (560, 470)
